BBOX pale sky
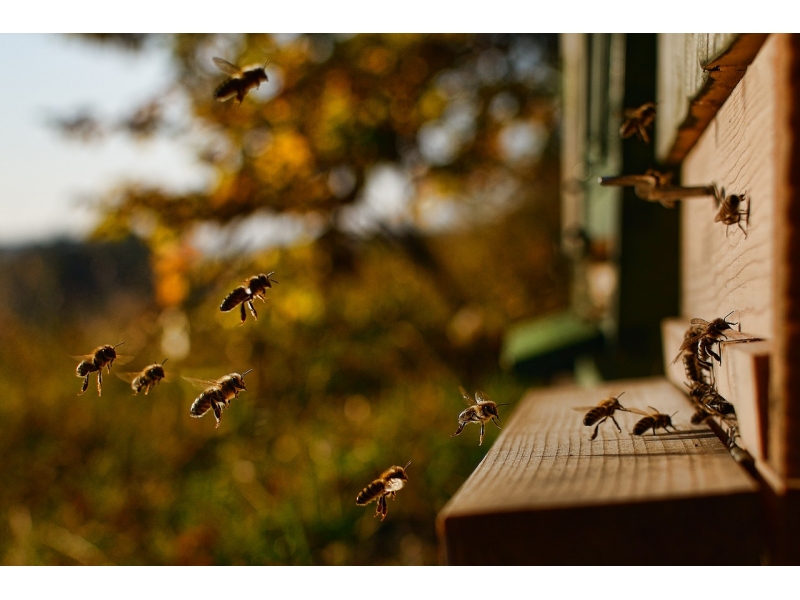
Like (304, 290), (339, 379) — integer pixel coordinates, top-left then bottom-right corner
(0, 34), (208, 246)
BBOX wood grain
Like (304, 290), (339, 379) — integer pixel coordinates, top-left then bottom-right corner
(437, 378), (759, 565)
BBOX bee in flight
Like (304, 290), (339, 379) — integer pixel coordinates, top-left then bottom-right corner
(619, 101), (656, 143)
(186, 370), (252, 428)
(714, 188), (749, 237)
(212, 57), (269, 105)
(74, 342), (126, 396)
(118, 359), (168, 396)
(629, 406), (679, 436)
(671, 312), (738, 367)
(356, 461), (411, 521)
(220, 272), (278, 325)
(572, 392), (628, 440)
(451, 387), (507, 446)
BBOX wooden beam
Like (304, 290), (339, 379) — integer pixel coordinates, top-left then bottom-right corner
(436, 377), (759, 565)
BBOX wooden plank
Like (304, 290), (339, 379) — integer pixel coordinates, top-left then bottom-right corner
(656, 34), (768, 165)
(436, 377), (759, 565)
(681, 33), (778, 343)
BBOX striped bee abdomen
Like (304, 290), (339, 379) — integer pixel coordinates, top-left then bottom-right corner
(190, 388), (224, 417)
(220, 286), (250, 312)
(356, 479), (386, 505)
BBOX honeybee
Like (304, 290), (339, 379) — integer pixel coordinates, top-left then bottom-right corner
(686, 381), (734, 424)
(186, 369), (252, 428)
(628, 406), (679, 436)
(619, 101), (656, 143)
(213, 57), (269, 105)
(74, 342), (125, 396)
(714, 188), (749, 237)
(451, 387), (508, 446)
(356, 461), (411, 521)
(572, 392), (628, 440)
(220, 272), (278, 325)
(119, 359), (168, 395)
(671, 312), (738, 367)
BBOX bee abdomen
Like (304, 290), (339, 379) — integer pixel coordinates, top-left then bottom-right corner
(583, 407), (603, 426)
(356, 480), (386, 505)
(76, 361), (94, 377)
(632, 417), (655, 436)
(214, 78), (241, 102)
(220, 286), (250, 312)
(190, 389), (223, 417)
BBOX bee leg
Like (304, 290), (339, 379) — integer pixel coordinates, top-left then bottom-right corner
(213, 402), (223, 428)
(79, 375), (89, 395)
(451, 423), (465, 437)
(239, 303), (247, 325)
(610, 415), (622, 433)
(591, 417), (607, 440)
(247, 300), (258, 321)
(376, 495), (387, 520)
(492, 417), (502, 430)
(97, 371), (103, 396)
(479, 423), (485, 446)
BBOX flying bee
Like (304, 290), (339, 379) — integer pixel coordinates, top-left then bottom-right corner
(714, 188), (749, 237)
(629, 406), (679, 436)
(118, 359), (168, 396)
(451, 387), (508, 446)
(73, 342), (126, 396)
(356, 461), (411, 521)
(572, 392), (628, 440)
(620, 101), (656, 143)
(671, 312), (738, 367)
(220, 272), (278, 325)
(212, 57), (269, 105)
(185, 369), (252, 428)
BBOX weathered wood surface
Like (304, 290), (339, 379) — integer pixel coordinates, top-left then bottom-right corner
(437, 377), (759, 565)
(680, 34), (777, 343)
(656, 34), (768, 165)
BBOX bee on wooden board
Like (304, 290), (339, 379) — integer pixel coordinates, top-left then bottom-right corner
(186, 370), (252, 429)
(619, 101), (656, 143)
(451, 388), (508, 446)
(220, 272), (278, 325)
(74, 342), (126, 396)
(572, 392), (629, 440)
(681, 323), (714, 386)
(629, 406), (679, 436)
(356, 461), (411, 521)
(118, 359), (168, 396)
(213, 57), (269, 105)
(714, 188), (749, 237)
(671, 312), (738, 367)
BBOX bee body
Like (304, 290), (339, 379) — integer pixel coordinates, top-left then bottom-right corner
(575, 393), (627, 440)
(74, 343), (124, 396)
(714, 190), (749, 237)
(212, 57), (269, 105)
(451, 388), (506, 446)
(672, 313), (737, 367)
(188, 370), (251, 428)
(631, 408), (677, 436)
(220, 272), (277, 325)
(620, 102), (656, 143)
(356, 463), (410, 521)
(129, 360), (168, 396)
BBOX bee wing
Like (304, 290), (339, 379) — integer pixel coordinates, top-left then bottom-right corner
(458, 387), (476, 406)
(70, 353), (96, 362)
(213, 57), (243, 76)
(116, 371), (141, 383)
(474, 390), (492, 404)
(182, 376), (221, 390)
(571, 406), (597, 412)
(625, 407), (652, 416)
(113, 354), (134, 366)
(689, 318), (711, 327)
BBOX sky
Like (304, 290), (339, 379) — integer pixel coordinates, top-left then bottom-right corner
(0, 34), (208, 246)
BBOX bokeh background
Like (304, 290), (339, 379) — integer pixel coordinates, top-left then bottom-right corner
(0, 33), (567, 565)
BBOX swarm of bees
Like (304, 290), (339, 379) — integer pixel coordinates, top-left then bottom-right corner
(356, 462), (411, 521)
(220, 272), (278, 325)
(619, 102), (656, 143)
(213, 57), (269, 106)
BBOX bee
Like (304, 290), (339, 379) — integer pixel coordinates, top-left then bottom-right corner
(220, 272), (278, 325)
(186, 369), (252, 428)
(629, 406), (679, 436)
(686, 382), (734, 424)
(212, 57), (269, 105)
(118, 359), (168, 395)
(356, 461), (411, 521)
(572, 392), (628, 440)
(714, 188), (749, 237)
(451, 387), (508, 446)
(74, 342), (125, 396)
(619, 101), (656, 143)
(671, 312), (738, 367)
(680, 323), (714, 385)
